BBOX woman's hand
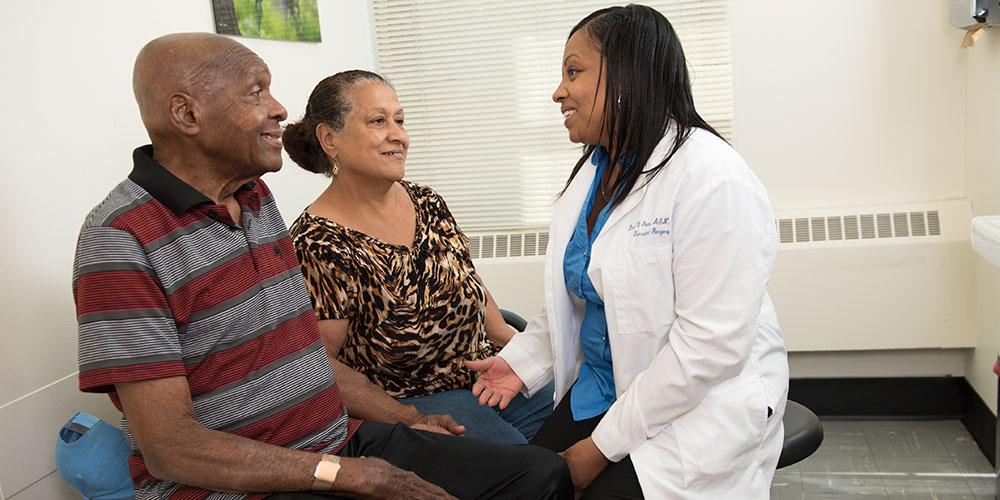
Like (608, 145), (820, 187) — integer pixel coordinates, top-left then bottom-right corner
(408, 413), (466, 436)
(559, 437), (609, 493)
(465, 356), (524, 409)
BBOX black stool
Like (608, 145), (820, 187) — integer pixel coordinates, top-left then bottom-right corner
(777, 400), (824, 468)
(500, 309), (528, 332)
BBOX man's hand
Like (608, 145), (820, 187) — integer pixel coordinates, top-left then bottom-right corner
(465, 356), (525, 409)
(559, 437), (609, 493)
(408, 414), (465, 436)
(335, 457), (456, 499)
(328, 359), (463, 435)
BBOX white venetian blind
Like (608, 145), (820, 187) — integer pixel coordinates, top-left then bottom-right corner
(371, 0), (733, 232)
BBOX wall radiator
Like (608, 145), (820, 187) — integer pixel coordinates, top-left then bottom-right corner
(472, 199), (976, 351)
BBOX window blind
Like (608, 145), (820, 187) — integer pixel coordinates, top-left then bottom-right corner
(371, 0), (733, 232)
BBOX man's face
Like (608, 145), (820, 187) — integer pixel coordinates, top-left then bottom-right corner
(197, 54), (288, 178)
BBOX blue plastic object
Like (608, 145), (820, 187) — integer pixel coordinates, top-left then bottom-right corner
(55, 411), (134, 500)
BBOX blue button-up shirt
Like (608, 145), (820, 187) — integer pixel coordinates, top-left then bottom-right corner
(564, 146), (617, 421)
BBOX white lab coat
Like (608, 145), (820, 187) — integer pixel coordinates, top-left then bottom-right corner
(499, 127), (789, 499)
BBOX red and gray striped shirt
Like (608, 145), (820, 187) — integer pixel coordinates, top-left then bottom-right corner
(73, 145), (358, 500)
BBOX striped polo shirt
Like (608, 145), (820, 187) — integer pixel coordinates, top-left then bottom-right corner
(73, 145), (358, 500)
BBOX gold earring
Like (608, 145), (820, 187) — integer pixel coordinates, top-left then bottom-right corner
(332, 157), (339, 176)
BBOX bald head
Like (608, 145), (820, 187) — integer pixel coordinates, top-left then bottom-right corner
(132, 33), (263, 140)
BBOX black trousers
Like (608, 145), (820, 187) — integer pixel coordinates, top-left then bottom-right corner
(269, 421), (572, 499)
(530, 391), (645, 500)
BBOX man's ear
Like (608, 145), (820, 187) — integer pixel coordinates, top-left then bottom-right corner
(316, 122), (338, 159)
(167, 93), (199, 136)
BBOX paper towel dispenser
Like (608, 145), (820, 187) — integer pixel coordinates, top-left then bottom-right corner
(950, 0), (1000, 28)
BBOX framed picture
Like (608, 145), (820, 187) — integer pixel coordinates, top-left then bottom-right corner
(213, 0), (321, 42)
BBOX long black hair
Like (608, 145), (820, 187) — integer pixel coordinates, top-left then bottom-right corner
(562, 4), (724, 207)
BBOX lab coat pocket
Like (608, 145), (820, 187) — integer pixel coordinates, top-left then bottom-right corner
(671, 375), (769, 488)
(611, 247), (673, 335)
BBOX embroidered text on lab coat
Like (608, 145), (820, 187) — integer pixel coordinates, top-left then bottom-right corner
(628, 217), (671, 238)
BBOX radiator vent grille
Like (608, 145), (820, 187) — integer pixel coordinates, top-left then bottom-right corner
(928, 211), (941, 235)
(827, 216), (843, 240)
(860, 214), (876, 239)
(876, 213), (892, 238)
(468, 230), (550, 259)
(775, 210), (941, 244)
(778, 219), (793, 243)
(811, 217), (826, 242)
(794, 218), (810, 243)
(480, 235), (495, 259)
(844, 215), (860, 240)
(468, 210), (943, 258)
(893, 212), (909, 237)
(911, 212), (927, 236)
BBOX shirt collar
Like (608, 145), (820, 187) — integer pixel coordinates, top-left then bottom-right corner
(591, 145), (608, 166)
(127, 145), (255, 215)
(590, 146), (635, 168)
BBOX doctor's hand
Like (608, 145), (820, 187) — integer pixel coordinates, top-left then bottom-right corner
(560, 437), (610, 493)
(465, 356), (524, 410)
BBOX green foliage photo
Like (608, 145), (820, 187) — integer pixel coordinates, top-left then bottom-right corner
(214, 0), (321, 42)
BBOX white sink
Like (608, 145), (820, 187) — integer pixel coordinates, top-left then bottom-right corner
(972, 215), (1000, 269)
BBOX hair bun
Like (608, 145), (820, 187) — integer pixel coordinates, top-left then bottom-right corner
(282, 120), (332, 175)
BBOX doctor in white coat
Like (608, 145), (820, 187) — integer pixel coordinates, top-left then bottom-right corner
(467, 5), (789, 499)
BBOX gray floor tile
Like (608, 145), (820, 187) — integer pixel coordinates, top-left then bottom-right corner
(861, 421), (951, 460)
(803, 495), (890, 499)
(960, 471), (996, 496)
(881, 474), (974, 497)
(771, 469), (805, 500)
(798, 452), (881, 474)
(821, 419), (865, 433)
(933, 420), (991, 458)
(953, 451), (994, 474)
(875, 456), (963, 474)
(951, 446), (997, 497)
(884, 492), (977, 499)
(967, 478), (996, 498)
(770, 420), (996, 500)
(800, 472), (888, 497)
(798, 431), (879, 474)
(959, 471), (996, 497)
(819, 430), (877, 453)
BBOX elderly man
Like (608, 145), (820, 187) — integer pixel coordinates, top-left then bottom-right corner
(72, 33), (571, 500)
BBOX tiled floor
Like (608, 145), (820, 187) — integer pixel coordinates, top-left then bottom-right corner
(771, 420), (996, 499)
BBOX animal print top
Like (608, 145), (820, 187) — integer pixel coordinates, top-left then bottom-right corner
(290, 181), (493, 398)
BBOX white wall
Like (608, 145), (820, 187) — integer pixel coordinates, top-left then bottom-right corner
(789, 349), (969, 378)
(962, 29), (1000, 413)
(0, 1), (376, 498)
(731, 0), (967, 212)
(727, 0), (975, 379)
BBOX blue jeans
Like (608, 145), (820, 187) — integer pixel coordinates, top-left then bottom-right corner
(399, 380), (556, 444)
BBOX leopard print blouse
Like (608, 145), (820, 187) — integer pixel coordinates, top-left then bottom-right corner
(290, 181), (492, 398)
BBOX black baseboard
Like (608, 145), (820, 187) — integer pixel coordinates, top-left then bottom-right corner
(789, 376), (996, 467)
(961, 379), (997, 469)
